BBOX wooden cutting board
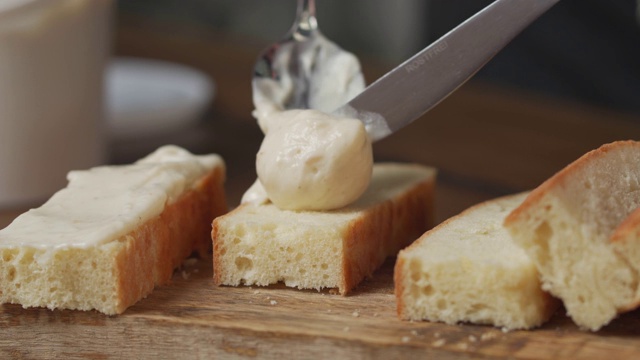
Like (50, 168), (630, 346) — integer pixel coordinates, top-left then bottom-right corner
(2, 257), (640, 359)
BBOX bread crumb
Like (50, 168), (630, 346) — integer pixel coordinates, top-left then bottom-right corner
(480, 332), (497, 341)
(327, 309), (332, 313)
(410, 330), (419, 336)
(468, 335), (477, 343)
(270, 300), (278, 305)
(329, 289), (339, 295)
(181, 270), (190, 280)
(373, 313), (379, 317)
(432, 339), (446, 347)
(501, 327), (510, 333)
(343, 326), (350, 332)
(456, 342), (468, 351)
(352, 310), (360, 317)
(433, 332), (441, 338)
(401, 336), (410, 343)
(253, 290), (260, 295)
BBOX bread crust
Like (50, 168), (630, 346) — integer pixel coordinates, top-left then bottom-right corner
(610, 207), (640, 244)
(505, 140), (640, 226)
(115, 166), (227, 313)
(342, 178), (435, 294)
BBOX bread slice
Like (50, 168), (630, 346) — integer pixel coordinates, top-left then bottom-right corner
(212, 163), (436, 294)
(504, 141), (640, 330)
(0, 146), (227, 315)
(395, 193), (559, 330)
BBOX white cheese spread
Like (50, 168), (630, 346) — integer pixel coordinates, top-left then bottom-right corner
(251, 109), (372, 211)
(0, 145), (223, 249)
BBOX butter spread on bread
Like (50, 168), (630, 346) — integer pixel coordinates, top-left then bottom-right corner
(0, 145), (227, 314)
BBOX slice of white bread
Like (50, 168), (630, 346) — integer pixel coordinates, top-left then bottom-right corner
(395, 193), (559, 330)
(0, 146), (227, 315)
(212, 163), (436, 294)
(504, 141), (640, 330)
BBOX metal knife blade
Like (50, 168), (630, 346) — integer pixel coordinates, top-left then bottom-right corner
(334, 0), (561, 142)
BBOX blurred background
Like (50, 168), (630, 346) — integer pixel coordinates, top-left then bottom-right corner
(118, 0), (640, 116)
(1, 0), (640, 224)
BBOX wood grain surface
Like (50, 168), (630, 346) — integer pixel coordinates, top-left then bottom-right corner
(2, 257), (640, 359)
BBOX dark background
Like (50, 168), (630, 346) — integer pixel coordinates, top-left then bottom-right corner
(117, 0), (640, 117)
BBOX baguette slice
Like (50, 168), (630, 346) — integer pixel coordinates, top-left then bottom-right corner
(0, 146), (227, 315)
(212, 163), (436, 294)
(395, 193), (559, 330)
(505, 141), (640, 330)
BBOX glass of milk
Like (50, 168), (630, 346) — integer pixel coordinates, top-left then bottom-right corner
(0, 0), (113, 209)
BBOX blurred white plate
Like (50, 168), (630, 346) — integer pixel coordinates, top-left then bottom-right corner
(106, 57), (214, 140)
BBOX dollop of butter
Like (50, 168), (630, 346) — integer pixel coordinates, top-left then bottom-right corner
(253, 109), (372, 211)
(245, 32), (372, 211)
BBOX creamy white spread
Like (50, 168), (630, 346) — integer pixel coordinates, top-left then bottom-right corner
(0, 145), (223, 249)
(246, 32), (373, 211)
(249, 109), (372, 211)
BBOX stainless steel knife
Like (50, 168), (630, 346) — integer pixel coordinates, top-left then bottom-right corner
(334, 0), (561, 142)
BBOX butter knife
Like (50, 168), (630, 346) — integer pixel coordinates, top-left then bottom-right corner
(335, 0), (561, 141)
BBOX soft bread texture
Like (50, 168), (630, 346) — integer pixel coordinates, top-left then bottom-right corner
(212, 163), (436, 294)
(0, 157), (227, 315)
(395, 193), (559, 330)
(504, 141), (640, 331)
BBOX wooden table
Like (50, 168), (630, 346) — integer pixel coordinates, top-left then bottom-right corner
(2, 18), (640, 359)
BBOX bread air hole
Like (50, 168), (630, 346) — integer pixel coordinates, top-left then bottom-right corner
(235, 256), (253, 271)
(409, 259), (422, 282)
(534, 221), (553, 263)
(422, 285), (434, 296)
(7, 266), (16, 281)
(18, 250), (34, 265)
(2, 251), (15, 262)
(234, 225), (246, 237)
